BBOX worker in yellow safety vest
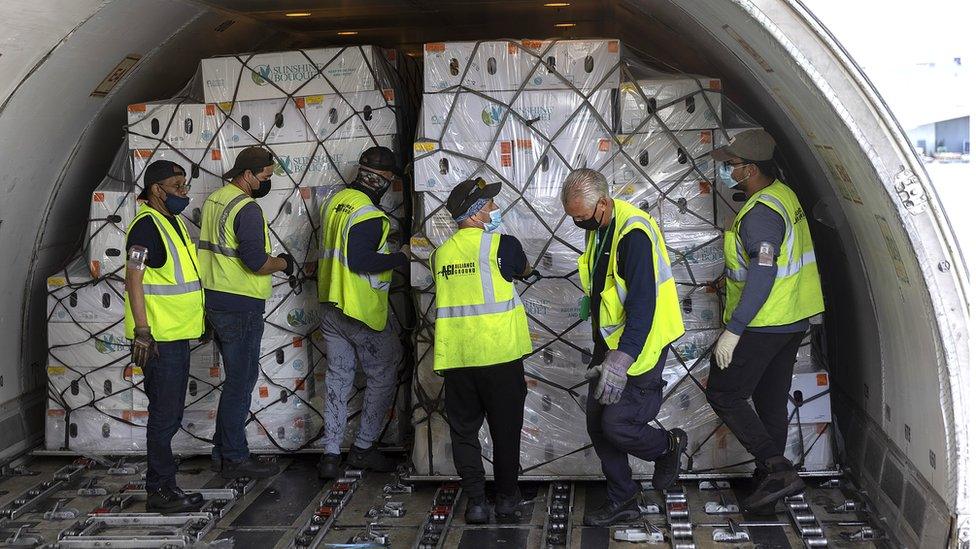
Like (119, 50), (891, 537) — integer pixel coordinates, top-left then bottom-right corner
(431, 178), (535, 525)
(198, 147), (294, 480)
(124, 160), (205, 513)
(316, 146), (408, 480)
(705, 128), (825, 513)
(561, 168), (687, 527)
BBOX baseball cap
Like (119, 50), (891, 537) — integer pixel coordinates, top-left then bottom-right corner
(359, 146), (401, 176)
(446, 177), (502, 220)
(223, 146), (275, 180)
(137, 160), (186, 200)
(710, 128), (776, 162)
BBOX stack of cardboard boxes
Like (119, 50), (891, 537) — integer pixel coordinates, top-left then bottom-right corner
(410, 39), (834, 476)
(46, 46), (411, 453)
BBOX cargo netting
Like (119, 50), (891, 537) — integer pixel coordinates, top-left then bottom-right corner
(408, 38), (834, 477)
(45, 46), (421, 454)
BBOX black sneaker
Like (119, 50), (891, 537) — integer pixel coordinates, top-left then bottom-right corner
(169, 486), (204, 505)
(743, 456), (805, 512)
(651, 428), (687, 490)
(146, 486), (199, 514)
(494, 490), (523, 524)
(347, 445), (397, 472)
(318, 453), (342, 480)
(220, 456), (280, 479)
(210, 457), (221, 473)
(465, 496), (489, 524)
(582, 493), (641, 527)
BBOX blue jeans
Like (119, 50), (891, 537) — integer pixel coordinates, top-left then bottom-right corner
(208, 309), (265, 462)
(144, 340), (191, 492)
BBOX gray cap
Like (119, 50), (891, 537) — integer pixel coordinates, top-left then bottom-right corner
(711, 128), (776, 162)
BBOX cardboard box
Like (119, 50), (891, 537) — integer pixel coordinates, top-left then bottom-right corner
(677, 286), (723, 330)
(665, 229), (725, 285)
(259, 331), (315, 380)
(787, 370), (832, 423)
(127, 102), (218, 150)
(86, 178), (136, 278)
(202, 47), (389, 103)
(614, 177), (737, 232)
(421, 89), (613, 145)
(47, 365), (141, 411)
(614, 130), (716, 186)
(48, 321), (131, 370)
(619, 76), (723, 132)
(47, 258), (124, 323)
(131, 146), (224, 196)
(215, 97), (310, 146)
(300, 89), (398, 141)
(423, 39), (620, 93)
(413, 136), (615, 193)
(45, 405), (147, 452)
(224, 135), (395, 191)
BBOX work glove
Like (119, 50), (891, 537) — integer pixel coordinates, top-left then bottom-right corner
(584, 350), (634, 405)
(131, 326), (158, 369)
(277, 253), (296, 276)
(713, 330), (742, 370)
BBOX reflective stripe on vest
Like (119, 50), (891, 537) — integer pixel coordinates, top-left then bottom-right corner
(431, 228), (532, 372)
(124, 204), (205, 342)
(198, 184), (272, 300)
(435, 232), (523, 319)
(723, 180), (825, 327)
(598, 216), (676, 341)
(578, 199), (685, 376)
(317, 188), (392, 330)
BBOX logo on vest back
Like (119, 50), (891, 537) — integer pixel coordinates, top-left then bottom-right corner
(793, 207), (805, 225)
(334, 203), (354, 215)
(437, 261), (476, 280)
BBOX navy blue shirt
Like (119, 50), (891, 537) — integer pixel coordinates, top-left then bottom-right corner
(348, 218), (409, 273)
(726, 203), (808, 335)
(204, 202), (269, 313)
(497, 234), (528, 282)
(590, 217), (656, 363)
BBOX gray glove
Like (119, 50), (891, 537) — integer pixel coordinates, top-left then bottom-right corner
(584, 350), (634, 405)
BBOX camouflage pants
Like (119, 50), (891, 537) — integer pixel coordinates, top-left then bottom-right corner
(320, 303), (402, 455)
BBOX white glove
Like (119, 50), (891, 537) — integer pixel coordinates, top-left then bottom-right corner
(714, 330), (741, 370)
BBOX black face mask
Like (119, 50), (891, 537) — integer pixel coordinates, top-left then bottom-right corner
(251, 173), (272, 199)
(573, 201), (603, 231)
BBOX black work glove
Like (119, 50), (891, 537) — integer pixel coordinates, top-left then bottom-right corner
(277, 253), (296, 276)
(132, 327), (158, 369)
(518, 269), (542, 283)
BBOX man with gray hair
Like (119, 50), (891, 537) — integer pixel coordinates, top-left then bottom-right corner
(561, 168), (687, 526)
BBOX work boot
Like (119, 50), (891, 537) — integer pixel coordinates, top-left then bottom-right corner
(651, 428), (688, 490)
(318, 453), (343, 480)
(582, 493), (641, 527)
(494, 490), (523, 524)
(746, 462), (778, 515)
(743, 456), (805, 512)
(146, 486), (199, 514)
(464, 496), (489, 524)
(346, 445), (397, 472)
(168, 485), (204, 505)
(210, 457), (221, 473)
(220, 456), (280, 479)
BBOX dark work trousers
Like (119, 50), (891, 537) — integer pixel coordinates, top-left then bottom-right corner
(586, 352), (669, 504)
(144, 339), (191, 492)
(443, 360), (527, 502)
(705, 330), (805, 462)
(208, 308), (265, 462)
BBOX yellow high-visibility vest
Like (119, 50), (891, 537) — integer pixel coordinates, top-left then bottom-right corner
(318, 188), (392, 330)
(197, 184), (272, 300)
(578, 199), (685, 375)
(124, 204), (205, 341)
(431, 228), (532, 372)
(724, 180), (825, 326)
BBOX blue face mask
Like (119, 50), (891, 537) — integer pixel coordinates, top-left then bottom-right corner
(718, 162), (747, 189)
(164, 193), (190, 215)
(484, 209), (503, 232)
